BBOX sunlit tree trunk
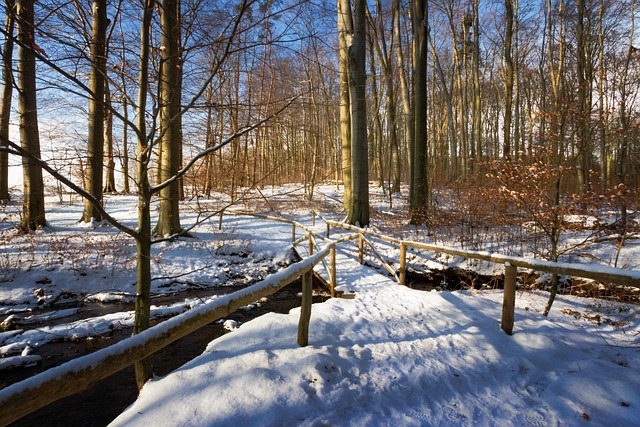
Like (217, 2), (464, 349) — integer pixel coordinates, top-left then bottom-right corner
(429, 38), (456, 182)
(133, 0), (154, 390)
(471, 0), (481, 168)
(0, 0), (15, 202)
(341, 0), (369, 226)
(576, 0), (591, 194)
(17, 0), (46, 231)
(338, 0), (352, 210)
(155, 0), (183, 236)
(410, 0), (429, 223)
(394, 0), (412, 196)
(368, 33), (384, 188)
(82, 0), (108, 222)
(121, 95), (131, 194)
(503, 0), (514, 161)
(370, 0), (400, 192)
(103, 83), (117, 193)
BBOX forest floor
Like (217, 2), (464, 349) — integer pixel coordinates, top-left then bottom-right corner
(1, 182), (639, 426)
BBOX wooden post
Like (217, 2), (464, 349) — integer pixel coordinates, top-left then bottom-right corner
(330, 245), (336, 297)
(358, 234), (364, 264)
(298, 271), (313, 346)
(312, 211), (316, 226)
(218, 211), (224, 230)
(308, 233), (313, 256)
(501, 263), (517, 335)
(399, 242), (407, 285)
(291, 223), (296, 244)
(326, 223), (330, 238)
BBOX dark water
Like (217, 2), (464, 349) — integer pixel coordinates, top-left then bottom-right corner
(4, 280), (328, 427)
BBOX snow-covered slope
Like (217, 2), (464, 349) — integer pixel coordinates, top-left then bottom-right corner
(111, 253), (640, 426)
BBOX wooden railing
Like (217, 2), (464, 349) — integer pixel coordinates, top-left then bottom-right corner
(315, 213), (640, 336)
(0, 235), (336, 427)
(3, 209), (639, 426)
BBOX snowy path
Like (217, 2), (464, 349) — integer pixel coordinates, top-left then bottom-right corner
(110, 240), (640, 426)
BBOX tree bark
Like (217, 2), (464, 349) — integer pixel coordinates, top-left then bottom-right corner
(155, 0), (183, 236)
(82, 0), (108, 222)
(338, 0), (352, 211)
(576, 0), (591, 194)
(471, 0), (481, 168)
(394, 0), (413, 198)
(133, 0), (154, 390)
(17, 0), (46, 231)
(503, 0), (514, 162)
(410, 0), (429, 223)
(103, 82), (117, 193)
(344, 0), (369, 227)
(0, 0), (15, 201)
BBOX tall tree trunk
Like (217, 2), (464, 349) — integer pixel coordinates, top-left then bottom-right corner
(394, 0), (413, 197)
(82, 0), (108, 222)
(103, 83), (117, 193)
(17, 0), (45, 231)
(155, 0), (183, 236)
(338, 0), (352, 210)
(368, 33), (384, 189)
(0, 0), (15, 202)
(576, 0), (591, 193)
(0, 0), (15, 201)
(133, 0), (154, 390)
(597, 0), (607, 186)
(372, 0), (400, 192)
(503, 0), (514, 162)
(121, 95), (130, 194)
(547, 0), (565, 163)
(342, 0), (369, 226)
(119, 31), (131, 194)
(471, 0), (481, 168)
(410, 0), (429, 223)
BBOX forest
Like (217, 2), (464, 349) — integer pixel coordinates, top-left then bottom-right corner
(0, 0), (637, 225)
(0, 0), (639, 408)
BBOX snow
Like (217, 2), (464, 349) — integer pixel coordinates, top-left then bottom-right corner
(110, 254), (640, 426)
(1, 184), (640, 426)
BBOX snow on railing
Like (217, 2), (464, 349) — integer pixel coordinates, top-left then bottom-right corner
(0, 244), (333, 427)
(316, 214), (640, 336)
(4, 209), (638, 426)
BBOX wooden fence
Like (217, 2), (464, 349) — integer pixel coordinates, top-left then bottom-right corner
(0, 233), (334, 427)
(2, 209), (639, 426)
(315, 213), (640, 335)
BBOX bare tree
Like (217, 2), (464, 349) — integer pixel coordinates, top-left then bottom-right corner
(410, 0), (429, 223)
(338, 0), (352, 211)
(17, 0), (45, 231)
(503, 0), (514, 161)
(341, 0), (369, 226)
(155, 0), (183, 236)
(0, 0), (15, 201)
(81, 0), (108, 222)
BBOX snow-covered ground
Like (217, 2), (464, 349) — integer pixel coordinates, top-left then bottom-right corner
(111, 259), (640, 426)
(1, 184), (640, 426)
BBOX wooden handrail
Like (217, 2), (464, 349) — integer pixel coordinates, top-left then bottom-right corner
(0, 246), (333, 427)
(403, 240), (640, 289)
(321, 218), (640, 289)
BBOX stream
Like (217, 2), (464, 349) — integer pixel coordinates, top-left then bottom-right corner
(3, 279), (328, 427)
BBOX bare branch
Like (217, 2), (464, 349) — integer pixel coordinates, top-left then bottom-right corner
(149, 95), (299, 195)
(0, 135), (139, 239)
